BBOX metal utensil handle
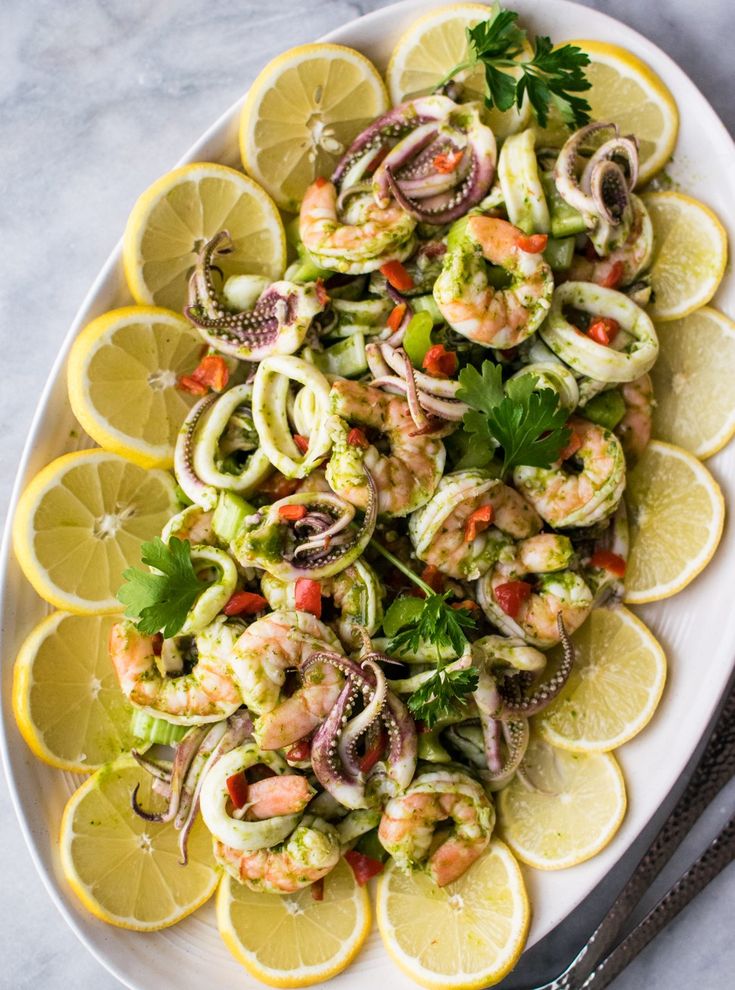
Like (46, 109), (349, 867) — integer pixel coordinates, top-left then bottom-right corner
(580, 815), (735, 990)
(542, 690), (735, 990)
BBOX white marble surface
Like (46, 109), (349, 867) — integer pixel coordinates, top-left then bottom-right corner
(1, 1), (734, 988)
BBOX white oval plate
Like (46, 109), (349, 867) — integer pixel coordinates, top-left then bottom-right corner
(1, 1), (733, 988)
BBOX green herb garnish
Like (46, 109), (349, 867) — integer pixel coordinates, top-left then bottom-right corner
(437, 4), (591, 128)
(457, 362), (571, 477)
(117, 537), (210, 638)
(407, 667), (480, 728)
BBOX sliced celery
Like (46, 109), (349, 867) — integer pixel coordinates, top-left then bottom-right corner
(310, 333), (368, 378)
(382, 596), (424, 638)
(544, 236), (575, 271)
(130, 709), (188, 746)
(583, 389), (627, 430)
(541, 172), (588, 238)
(411, 294), (443, 324)
(403, 311), (434, 366)
(212, 491), (256, 543)
(417, 727), (452, 763)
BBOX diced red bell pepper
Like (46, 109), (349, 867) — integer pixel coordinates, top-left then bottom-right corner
(314, 176), (328, 188)
(260, 472), (299, 500)
(347, 427), (370, 448)
(420, 564), (445, 594)
(559, 430), (583, 461)
(387, 302), (407, 332)
(380, 260), (414, 292)
(433, 150), (464, 173)
(226, 771), (249, 810)
(223, 591), (268, 616)
(344, 849), (384, 885)
(178, 354), (230, 395)
(494, 580), (533, 619)
(279, 503), (307, 522)
(600, 261), (624, 289)
(516, 233), (548, 254)
(359, 727), (387, 773)
(589, 550), (627, 577)
(464, 504), (495, 543)
(293, 434), (309, 454)
(451, 599), (480, 615)
(422, 344), (457, 379)
(286, 739), (312, 762)
(587, 317), (620, 346)
(311, 878), (325, 901)
(295, 577), (322, 617)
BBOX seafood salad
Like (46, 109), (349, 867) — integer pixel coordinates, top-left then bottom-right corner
(11, 3), (732, 989)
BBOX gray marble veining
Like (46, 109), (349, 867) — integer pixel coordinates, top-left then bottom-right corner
(0, 1), (733, 988)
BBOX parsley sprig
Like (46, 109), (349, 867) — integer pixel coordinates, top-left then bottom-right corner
(457, 362), (571, 477)
(117, 537), (211, 638)
(436, 4), (591, 128)
(371, 540), (479, 726)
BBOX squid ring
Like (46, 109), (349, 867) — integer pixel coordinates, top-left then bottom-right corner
(180, 545), (238, 634)
(192, 384), (272, 494)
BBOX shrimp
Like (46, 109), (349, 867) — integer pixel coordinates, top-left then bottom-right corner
(161, 505), (216, 545)
(409, 469), (542, 580)
(433, 215), (554, 349)
(261, 558), (385, 651)
(378, 769), (495, 886)
(229, 610), (345, 750)
(326, 379), (445, 516)
(109, 616), (242, 724)
(299, 177), (416, 275)
(513, 417), (626, 529)
(615, 373), (653, 463)
(215, 815), (341, 894)
(569, 195), (653, 288)
(477, 533), (593, 648)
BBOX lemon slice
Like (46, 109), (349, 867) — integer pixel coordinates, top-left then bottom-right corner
(650, 307), (735, 459)
(386, 3), (531, 140)
(642, 192), (728, 321)
(217, 858), (371, 987)
(376, 841), (529, 990)
(497, 736), (626, 870)
(534, 41), (678, 186)
(535, 607), (666, 753)
(240, 43), (389, 213)
(624, 440), (725, 604)
(68, 306), (204, 469)
(12, 449), (179, 613)
(123, 163), (286, 310)
(12, 611), (142, 772)
(60, 755), (218, 930)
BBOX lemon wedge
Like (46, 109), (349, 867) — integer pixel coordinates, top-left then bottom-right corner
(217, 858), (371, 987)
(624, 441), (725, 604)
(13, 611), (141, 772)
(642, 192), (728, 321)
(376, 841), (529, 990)
(497, 736), (626, 870)
(67, 306), (204, 469)
(650, 307), (735, 459)
(123, 162), (285, 310)
(535, 607), (666, 753)
(12, 449), (179, 613)
(60, 755), (218, 930)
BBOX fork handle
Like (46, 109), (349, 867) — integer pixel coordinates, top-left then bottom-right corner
(579, 815), (735, 990)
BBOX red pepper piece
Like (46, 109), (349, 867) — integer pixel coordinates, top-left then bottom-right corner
(223, 591), (268, 616)
(464, 504), (495, 543)
(311, 878), (325, 901)
(295, 577), (322, 617)
(451, 599), (480, 614)
(516, 233), (548, 254)
(293, 434), (309, 454)
(344, 849), (384, 885)
(587, 317), (620, 346)
(494, 580), (533, 619)
(314, 176), (328, 188)
(279, 503), (308, 522)
(560, 429), (583, 461)
(387, 302), (407, 332)
(359, 727), (387, 773)
(347, 427), (369, 448)
(286, 739), (311, 762)
(422, 343), (458, 379)
(178, 354), (229, 395)
(226, 771), (249, 810)
(380, 260), (414, 292)
(420, 564), (445, 594)
(601, 261), (624, 289)
(433, 150), (464, 173)
(589, 550), (627, 577)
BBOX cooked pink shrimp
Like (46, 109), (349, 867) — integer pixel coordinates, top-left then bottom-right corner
(244, 775), (314, 820)
(299, 177), (416, 274)
(378, 769), (494, 886)
(433, 216), (554, 349)
(615, 373), (654, 463)
(569, 195), (653, 288)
